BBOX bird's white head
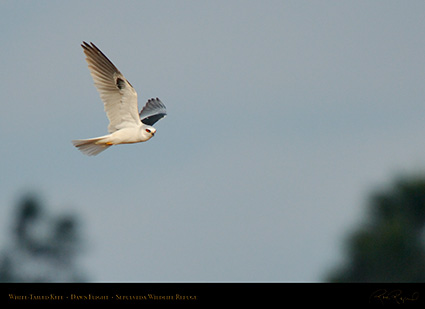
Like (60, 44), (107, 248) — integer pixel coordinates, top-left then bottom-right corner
(141, 125), (156, 141)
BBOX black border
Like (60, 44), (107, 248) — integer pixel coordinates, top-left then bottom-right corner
(1, 283), (424, 306)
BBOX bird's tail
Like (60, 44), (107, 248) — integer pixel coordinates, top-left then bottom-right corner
(72, 136), (112, 156)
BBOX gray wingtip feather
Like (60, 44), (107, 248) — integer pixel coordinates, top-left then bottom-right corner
(139, 98), (167, 125)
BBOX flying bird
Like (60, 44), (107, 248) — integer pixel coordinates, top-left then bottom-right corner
(72, 42), (167, 156)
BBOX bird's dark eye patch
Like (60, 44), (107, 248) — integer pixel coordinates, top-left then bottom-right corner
(145, 129), (151, 133)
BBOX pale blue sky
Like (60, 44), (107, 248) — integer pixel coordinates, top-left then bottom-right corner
(1, 1), (425, 281)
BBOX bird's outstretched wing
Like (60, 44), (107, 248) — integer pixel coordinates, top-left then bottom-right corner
(139, 98), (167, 126)
(81, 41), (141, 133)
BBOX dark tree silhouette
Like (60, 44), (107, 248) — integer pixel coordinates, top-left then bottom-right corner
(328, 177), (425, 282)
(0, 194), (87, 282)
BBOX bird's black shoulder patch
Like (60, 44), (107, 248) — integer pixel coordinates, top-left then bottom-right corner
(116, 77), (125, 90)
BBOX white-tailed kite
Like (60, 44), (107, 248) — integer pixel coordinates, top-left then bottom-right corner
(72, 42), (166, 156)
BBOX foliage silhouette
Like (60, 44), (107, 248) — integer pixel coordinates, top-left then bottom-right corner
(328, 177), (425, 282)
(0, 194), (87, 282)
